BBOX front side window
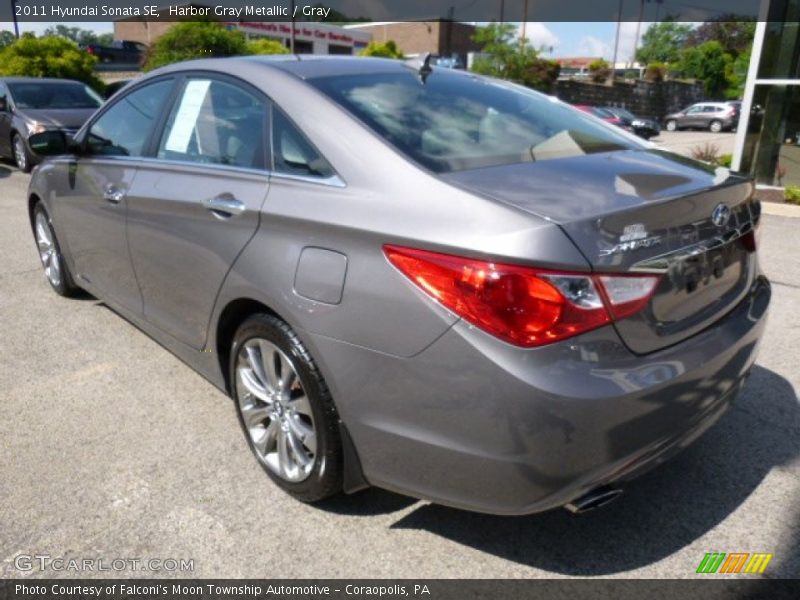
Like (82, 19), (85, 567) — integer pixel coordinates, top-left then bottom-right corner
(157, 78), (268, 170)
(86, 79), (173, 157)
(7, 82), (102, 109)
(309, 69), (641, 173)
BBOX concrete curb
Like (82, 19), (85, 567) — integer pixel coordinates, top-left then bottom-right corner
(762, 202), (800, 219)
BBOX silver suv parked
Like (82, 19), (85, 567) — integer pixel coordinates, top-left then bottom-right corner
(664, 102), (740, 132)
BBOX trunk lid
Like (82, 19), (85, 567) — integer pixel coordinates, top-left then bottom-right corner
(442, 149), (760, 354)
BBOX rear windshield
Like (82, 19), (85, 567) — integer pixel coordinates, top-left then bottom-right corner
(309, 69), (641, 173)
(8, 82), (103, 110)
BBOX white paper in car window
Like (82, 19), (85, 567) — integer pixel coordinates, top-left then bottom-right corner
(164, 80), (211, 153)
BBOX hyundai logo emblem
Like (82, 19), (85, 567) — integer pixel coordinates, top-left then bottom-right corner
(711, 204), (732, 228)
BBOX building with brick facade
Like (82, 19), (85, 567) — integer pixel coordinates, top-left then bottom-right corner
(344, 21), (481, 65)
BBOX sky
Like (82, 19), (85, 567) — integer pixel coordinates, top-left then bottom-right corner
(0, 20), (667, 64)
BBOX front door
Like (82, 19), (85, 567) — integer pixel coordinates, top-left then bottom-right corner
(54, 78), (175, 312)
(0, 82), (12, 158)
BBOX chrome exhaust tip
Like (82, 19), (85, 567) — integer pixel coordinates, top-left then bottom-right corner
(564, 486), (623, 514)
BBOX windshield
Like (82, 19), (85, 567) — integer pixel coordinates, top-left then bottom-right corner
(310, 70), (641, 173)
(8, 82), (103, 110)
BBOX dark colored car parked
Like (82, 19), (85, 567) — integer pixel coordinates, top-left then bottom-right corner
(84, 40), (147, 67)
(603, 106), (661, 140)
(573, 104), (628, 129)
(27, 56), (769, 515)
(0, 77), (103, 172)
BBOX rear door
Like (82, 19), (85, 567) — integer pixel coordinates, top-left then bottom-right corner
(683, 105), (705, 128)
(126, 75), (270, 349)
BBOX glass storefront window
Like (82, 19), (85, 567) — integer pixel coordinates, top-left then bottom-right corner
(740, 84), (800, 187)
(757, 9), (800, 79)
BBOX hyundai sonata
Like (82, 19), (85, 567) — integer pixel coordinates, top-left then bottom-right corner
(27, 56), (769, 515)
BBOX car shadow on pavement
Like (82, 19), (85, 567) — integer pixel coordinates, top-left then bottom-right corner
(0, 164), (11, 178)
(388, 365), (800, 577)
(317, 487), (417, 516)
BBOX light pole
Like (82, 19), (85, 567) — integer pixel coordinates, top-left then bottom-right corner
(290, 0), (295, 54)
(11, 0), (20, 38)
(609, 0), (624, 85)
(631, 0), (645, 69)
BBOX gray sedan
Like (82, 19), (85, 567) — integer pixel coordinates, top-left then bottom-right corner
(0, 77), (103, 172)
(27, 56), (769, 515)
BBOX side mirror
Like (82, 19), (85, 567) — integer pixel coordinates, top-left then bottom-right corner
(28, 130), (70, 156)
(0, 97), (8, 112)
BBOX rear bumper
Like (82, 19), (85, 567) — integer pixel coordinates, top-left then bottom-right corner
(311, 275), (770, 515)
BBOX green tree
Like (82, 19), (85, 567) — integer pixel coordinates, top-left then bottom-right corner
(470, 23), (560, 92)
(685, 18), (755, 58)
(0, 30), (16, 49)
(144, 21), (248, 71)
(247, 38), (289, 55)
(679, 41), (733, 98)
(0, 35), (102, 90)
(358, 40), (404, 59)
(635, 21), (693, 65)
(42, 25), (113, 47)
(725, 46), (751, 99)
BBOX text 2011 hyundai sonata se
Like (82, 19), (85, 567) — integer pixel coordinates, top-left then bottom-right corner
(27, 56), (770, 515)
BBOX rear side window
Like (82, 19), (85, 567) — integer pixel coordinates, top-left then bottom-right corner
(310, 70), (640, 173)
(271, 107), (334, 178)
(86, 79), (172, 157)
(157, 78), (268, 170)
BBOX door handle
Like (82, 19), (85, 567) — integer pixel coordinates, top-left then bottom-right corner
(203, 195), (246, 219)
(103, 184), (125, 204)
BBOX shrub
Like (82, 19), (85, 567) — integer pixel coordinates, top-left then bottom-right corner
(0, 34), (103, 91)
(358, 40), (404, 59)
(718, 153), (733, 168)
(690, 142), (722, 164)
(247, 38), (289, 56)
(785, 185), (800, 205)
(144, 21), (248, 71)
(588, 59), (611, 83)
(644, 62), (667, 82)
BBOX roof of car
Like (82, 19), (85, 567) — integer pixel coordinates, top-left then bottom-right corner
(242, 55), (417, 79)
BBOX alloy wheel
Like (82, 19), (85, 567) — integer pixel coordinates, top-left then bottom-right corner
(235, 338), (317, 483)
(13, 135), (27, 172)
(35, 211), (62, 287)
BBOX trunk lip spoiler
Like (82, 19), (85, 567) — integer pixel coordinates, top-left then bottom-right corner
(630, 220), (755, 274)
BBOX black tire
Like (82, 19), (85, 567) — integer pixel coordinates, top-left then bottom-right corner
(12, 132), (33, 173)
(665, 120), (677, 132)
(709, 120), (723, 133)
(32, 203), (80, 297)
(230, 314), (343, 502)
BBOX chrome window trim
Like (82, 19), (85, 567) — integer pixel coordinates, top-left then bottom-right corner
(270, 171), (346, 189)
(45, 155), (347, 188)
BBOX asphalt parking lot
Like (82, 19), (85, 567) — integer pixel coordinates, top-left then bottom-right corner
(653, 130), (737, 158)
(1, 162), (798, 579)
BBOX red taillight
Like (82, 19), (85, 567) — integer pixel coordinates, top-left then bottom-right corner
(384, 245), (660, 348)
